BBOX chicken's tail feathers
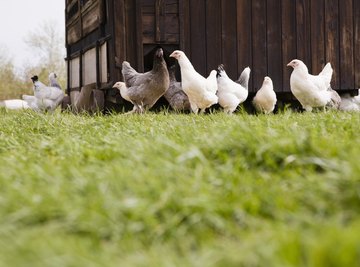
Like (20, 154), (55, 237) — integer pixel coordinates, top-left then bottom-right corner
(121, 61), (139, 87)
(216, 64), (225, 78)
(327, 88), (341, 109)
(319, 62), (333, 86)
(237, 67), (251, 90)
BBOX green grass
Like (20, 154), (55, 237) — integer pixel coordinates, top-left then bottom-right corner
(0, 108), (359, 267)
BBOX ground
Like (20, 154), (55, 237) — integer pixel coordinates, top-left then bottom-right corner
(0, 109), (359, 266)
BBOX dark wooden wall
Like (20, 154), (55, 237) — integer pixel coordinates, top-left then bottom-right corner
(66, 0), (360, 96)
(179, 0), (360, 94)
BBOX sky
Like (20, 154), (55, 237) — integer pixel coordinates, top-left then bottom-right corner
(0, 0), (65, 70)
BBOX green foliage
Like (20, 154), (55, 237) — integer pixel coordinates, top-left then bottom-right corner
(22, 20), (66, 89)
(0, 20), (66, 100)
(0, 110), (359, 266)
(0, 46), (32, 99)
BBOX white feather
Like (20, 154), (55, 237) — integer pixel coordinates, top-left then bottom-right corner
(288, 59), (336, 111)
(216, 66), (250, 114)
(0, 99), (30, 110)
(253, 76), (277, 114)
(32, 79), (64, 112)
(170, 50), (218, 114)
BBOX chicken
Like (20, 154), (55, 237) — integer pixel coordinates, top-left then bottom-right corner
(0, 99), (30, 110)
(253, 76), (277, 114)
(113, 81), (132, 103)
(216, 65), (251, 113)
(29, 75), (64, 112)
(287, 59), (340, 111)
(22, 95), (39, 110)
(22, 73), (63, 111)
(169, 50), (218, 114)
(163, 65), (191, 112)
(121, 48), (169, 113)
(339, 89), (360, 111)
(48, 72), (62, 89)
(112, 81), (137, 113)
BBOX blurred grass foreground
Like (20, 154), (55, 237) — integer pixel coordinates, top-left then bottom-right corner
(0, 109), (359, 266)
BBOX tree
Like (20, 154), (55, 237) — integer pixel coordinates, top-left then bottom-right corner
(0, 20), (66, 100)
(23, 19), (66, 89)
(0, 45), (31, 100)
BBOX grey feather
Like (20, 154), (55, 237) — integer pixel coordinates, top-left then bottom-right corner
(236, 67), (251, 90)
(49, 72), (62, 89)
(164, 65), (191, 111)
(121, 48), (170, 112)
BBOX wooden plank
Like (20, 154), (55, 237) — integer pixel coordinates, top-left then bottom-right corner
(189, 0), (206, 75)
(66, 0), (80, 25)
(165, 0), (178, 13)
(113, 0), (126, 82)
(221, 0), (238, 79)
(164, 14), (179, 43)
(142, 14), (155, 43)
(251, 0), (267, 91)
(155, 0), (166, 42)
(125, 0), (138, 68)
(355, 0), (360, 89)
(82, 1), (100, 37)
(325, 0), (340, 89)
(205, 0), (221, 71)
(281, 0), (296, 93)
(236, 0), (252, 91)
(296, 0), (311, 70)
(267, 0), (282, 93)
(179, 0), (191, 54)
(67, 18), (82, 44)
(135, 0), (144, 71)
(310, 0), (325, 75)
(339, 0), (354, 90)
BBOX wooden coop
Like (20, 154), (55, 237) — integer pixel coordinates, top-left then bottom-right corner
(65, 0), (360, 111)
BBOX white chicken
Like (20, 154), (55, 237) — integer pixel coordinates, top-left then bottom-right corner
(28, 75), (64, 112)
(253, 76), (277, 114)
(22, 95), (39, 110)
(287, 59), (340, 111)
(216, 65), (251, 113)
(0, 99), (30, 110)
(113, 81), (132, 103)
(169, 50), (218, 114)
(339, 89), (360, 111)
(112, 81), (137, 113)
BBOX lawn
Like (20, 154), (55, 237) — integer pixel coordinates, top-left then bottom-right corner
(0, 109), (359, 267)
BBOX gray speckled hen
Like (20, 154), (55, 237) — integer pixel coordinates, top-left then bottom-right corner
(122, 48), (169, 113)
(164, 65), (191, 112)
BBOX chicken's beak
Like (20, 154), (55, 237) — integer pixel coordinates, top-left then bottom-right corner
(287, 62), (293, 67)
(169, 52), (174, 58)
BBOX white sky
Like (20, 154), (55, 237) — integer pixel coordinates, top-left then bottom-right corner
(0, 0), (65, 70)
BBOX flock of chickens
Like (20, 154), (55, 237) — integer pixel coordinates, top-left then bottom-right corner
(0, 73), (64, 112)
(113, 48), (360, 114)
(1, 47), (360, 113)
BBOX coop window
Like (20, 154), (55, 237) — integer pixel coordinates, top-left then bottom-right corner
(82, 48), (97, 85)
(99, 42), (108, 83)
(69, 57), (80, 89)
